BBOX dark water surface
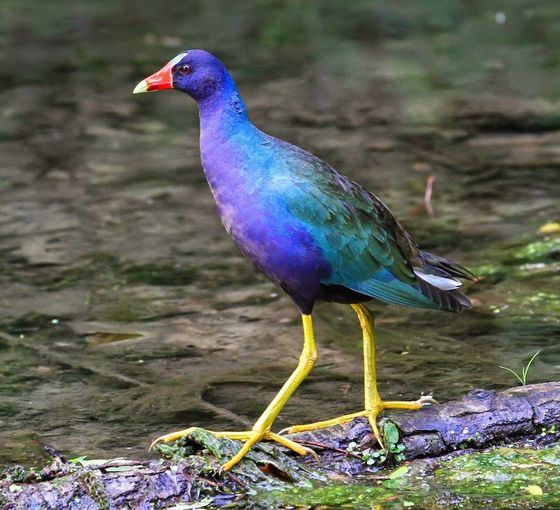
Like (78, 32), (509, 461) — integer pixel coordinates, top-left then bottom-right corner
(0, 1), (559, 469)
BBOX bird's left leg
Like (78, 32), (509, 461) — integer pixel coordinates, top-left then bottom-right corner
(150, 314), (318, 470)
(280, 304), (434, 447)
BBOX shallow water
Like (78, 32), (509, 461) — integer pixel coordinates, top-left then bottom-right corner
(0, 0), (559, 471)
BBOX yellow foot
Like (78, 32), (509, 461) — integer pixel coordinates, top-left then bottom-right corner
(150, 426), (317, 471)
(279, 395), (436, 449)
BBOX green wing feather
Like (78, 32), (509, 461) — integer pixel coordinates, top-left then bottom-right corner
(277, 147), (440, 308)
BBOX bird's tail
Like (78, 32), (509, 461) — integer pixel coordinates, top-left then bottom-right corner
(414, 251), (476, 313)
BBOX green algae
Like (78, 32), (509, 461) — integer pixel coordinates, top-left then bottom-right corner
(470, 233), (560, 328)
(5, 252), (198, 292)
(97, 293), (154, 322)
(471, 234), (560, 281)
(257, 445), (560, 509)
(9, 253), (123, 291)
(512, 238), (560, 264)
(0, 312), (68, 336)
(122, 263), (198, 286)
(430, 446), (560, 508)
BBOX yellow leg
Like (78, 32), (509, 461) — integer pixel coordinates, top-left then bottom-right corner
(280, 304), (435, 447)
(150, 314), (318, 470)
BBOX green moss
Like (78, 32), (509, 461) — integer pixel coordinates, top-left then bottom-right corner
(469, 233), (560, 329)
(257, 445), (560, 509)
(432, 446), (560, 506)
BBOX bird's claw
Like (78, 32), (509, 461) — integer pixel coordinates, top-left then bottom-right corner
(149, 426), (315, 470)
(414, 394), (438, 407)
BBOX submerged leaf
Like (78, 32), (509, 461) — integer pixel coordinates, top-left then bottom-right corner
(389, 466), (409, 479)
(527, 485), (543, 496)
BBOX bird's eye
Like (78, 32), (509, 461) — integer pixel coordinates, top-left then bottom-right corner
(177, 64), (192, 75)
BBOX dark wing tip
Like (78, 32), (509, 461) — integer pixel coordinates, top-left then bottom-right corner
(419, 251), (477, 281)
(418, 279), (472, 313)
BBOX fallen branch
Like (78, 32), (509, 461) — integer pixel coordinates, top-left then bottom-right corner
(296, 382), (560, 464)
(2, 382), (559, 509)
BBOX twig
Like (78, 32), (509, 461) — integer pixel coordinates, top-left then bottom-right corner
(424, 175), (436, 218)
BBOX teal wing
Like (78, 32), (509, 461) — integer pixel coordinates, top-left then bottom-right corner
(281, 148), (446, 309)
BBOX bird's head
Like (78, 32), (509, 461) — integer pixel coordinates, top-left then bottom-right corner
(133, 49), (228, 102)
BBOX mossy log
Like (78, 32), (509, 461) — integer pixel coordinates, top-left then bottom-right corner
(2, 382), (559, 509)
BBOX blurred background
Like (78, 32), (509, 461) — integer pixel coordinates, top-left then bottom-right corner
(0, 0), (559, 467)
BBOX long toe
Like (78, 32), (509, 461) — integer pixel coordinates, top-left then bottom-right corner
(278, 411), (367, 436)
(149, 426), (200, 450)
(267, 432), (318, 460)
(220, 430), (316, 470)
(382, 393), (437, 411)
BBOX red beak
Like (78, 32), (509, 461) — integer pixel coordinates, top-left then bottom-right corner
(133, 61), (174, 94)
(133, 53), (189, 94)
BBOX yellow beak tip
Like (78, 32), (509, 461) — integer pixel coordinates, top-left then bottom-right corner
(133, 80), (149, 94)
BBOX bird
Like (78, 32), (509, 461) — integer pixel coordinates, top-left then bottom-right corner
(133, 50), (474, 471)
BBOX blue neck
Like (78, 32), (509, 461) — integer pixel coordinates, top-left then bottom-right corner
(198, 72), (252, 143)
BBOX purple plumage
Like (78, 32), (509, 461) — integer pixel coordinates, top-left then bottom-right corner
(136, 49), (473, 314)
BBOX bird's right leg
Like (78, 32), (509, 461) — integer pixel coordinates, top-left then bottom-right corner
(280, 304), (434, 447)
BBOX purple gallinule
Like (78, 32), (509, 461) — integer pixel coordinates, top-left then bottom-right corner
(133, 50), (474, 470)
